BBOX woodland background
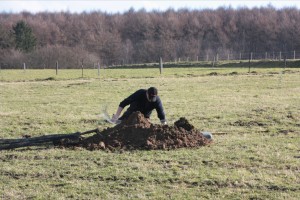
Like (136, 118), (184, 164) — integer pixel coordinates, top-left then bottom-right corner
(1, 6), (300, 68)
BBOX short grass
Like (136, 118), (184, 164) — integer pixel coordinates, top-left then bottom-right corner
(0, 67), (299, 199)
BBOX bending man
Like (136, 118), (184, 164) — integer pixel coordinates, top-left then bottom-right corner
(111, 87), (167, 124)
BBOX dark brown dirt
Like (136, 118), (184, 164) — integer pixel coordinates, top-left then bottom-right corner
(77, 112), (212, 151)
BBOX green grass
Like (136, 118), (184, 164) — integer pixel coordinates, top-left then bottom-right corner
(0, 67), (299, 199)
(1, 59), (299, 82)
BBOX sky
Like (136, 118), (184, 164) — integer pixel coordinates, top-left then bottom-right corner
(0, 0), (299, 14)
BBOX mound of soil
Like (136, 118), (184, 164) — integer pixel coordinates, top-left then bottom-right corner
(78, 112), (212, 151)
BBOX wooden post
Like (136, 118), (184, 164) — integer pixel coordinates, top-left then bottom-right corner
(81, 60), (84, 78)
(248, 53), (251, 73)
(212, 56), (215, 68)
(23, 63), (26, 72)
(159, 57), (163, 74)
(279, 51), (281, 61)
(98, 62), (100, 77)
(56, 61), (58, 75)
(196, 56), (198, 62)
(239, 52), (242, 61)
(227, 53), (230, 61)
(265, 52), (267, 60)
(294, 50), (296, 60)
(284, 55), (287, 71)
(251, 52), (253, 61)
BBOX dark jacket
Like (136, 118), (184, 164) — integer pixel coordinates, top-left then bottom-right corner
(119, 89), (165, 120)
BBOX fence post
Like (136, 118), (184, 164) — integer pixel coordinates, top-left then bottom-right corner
(279, 51), (281, 61)
(248, 53), (251, 73)
(239, 52), (242, 61)
(216, 53), (218, 62)
(56, 61), (58, 75)
(294, 50), (296, 60)
(81, 60), (84, 78)
(227, 53), (230, 61)
(212, 56), (215, 68)
(98, 62), (100, 77)
(284, 55), (287, 72)
(206, 54), (208, 61)
(196, 56), (198, 62)
(23, 63), (26, 72)
(265, 52), (267, 60)
(159, 57), (163, 74)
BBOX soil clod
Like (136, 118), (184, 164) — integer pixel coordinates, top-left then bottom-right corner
(77, 112), (212, 151)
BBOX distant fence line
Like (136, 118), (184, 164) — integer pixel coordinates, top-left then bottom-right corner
(0, 50), (300, 70)
(173, 50), (299, 64)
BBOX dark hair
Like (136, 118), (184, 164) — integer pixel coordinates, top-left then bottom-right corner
(147, 87), (158, 97)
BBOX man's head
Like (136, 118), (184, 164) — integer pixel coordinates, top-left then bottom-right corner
(147, 87), (158, 102)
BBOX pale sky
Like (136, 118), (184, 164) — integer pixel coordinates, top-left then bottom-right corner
(0, 0), (299, 13)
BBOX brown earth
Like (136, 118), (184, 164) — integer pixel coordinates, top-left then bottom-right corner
(76, 112), (212, 151)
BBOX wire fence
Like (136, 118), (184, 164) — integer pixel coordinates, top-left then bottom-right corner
(168, 50), (299, 64)
(0, 50), (299, 71)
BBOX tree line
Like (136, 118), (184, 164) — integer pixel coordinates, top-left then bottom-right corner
(1, 6), (300, 69)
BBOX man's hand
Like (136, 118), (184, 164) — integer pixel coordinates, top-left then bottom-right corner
(111, 114), (119, 123)
(110, 107), (123, 124)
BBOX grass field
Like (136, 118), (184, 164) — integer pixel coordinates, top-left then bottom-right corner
(0, 66), (299, 199)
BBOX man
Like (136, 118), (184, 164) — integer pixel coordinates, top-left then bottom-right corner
(111, 87), (167, 124)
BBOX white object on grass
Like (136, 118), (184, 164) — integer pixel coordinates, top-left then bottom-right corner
(201, 131), (213, 140)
